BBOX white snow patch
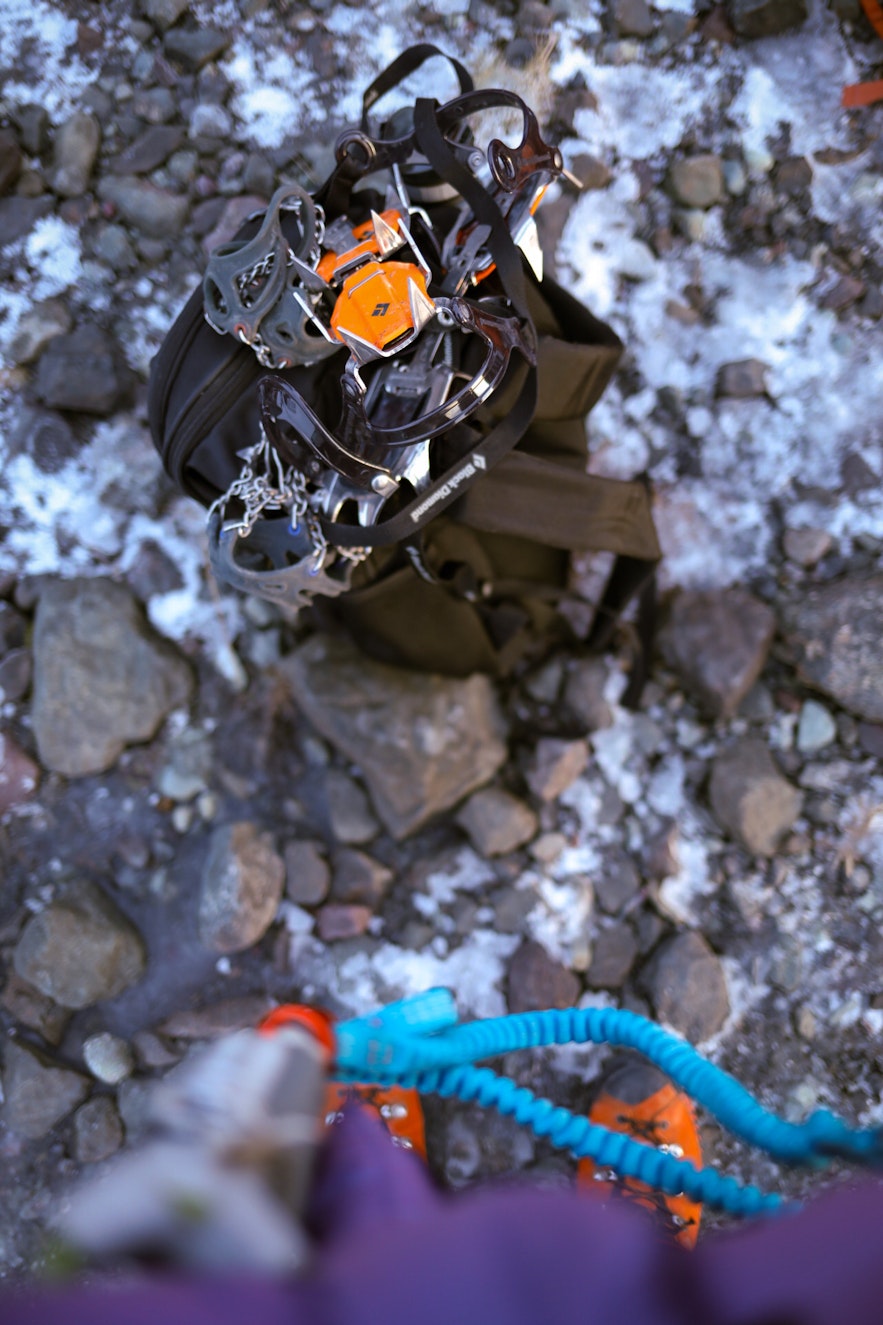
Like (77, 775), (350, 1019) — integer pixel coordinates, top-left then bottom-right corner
(223, 42), (321, 146)
(571, 63), (721, 160)
(0, 1), (97, 118)
(411, 847), (497, 918)
(331, 930), (521, 1020)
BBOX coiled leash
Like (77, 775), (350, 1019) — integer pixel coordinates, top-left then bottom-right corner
(327, 989), (883, 1219)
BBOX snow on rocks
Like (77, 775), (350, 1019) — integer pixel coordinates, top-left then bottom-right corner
(1, 0), (883, 1273)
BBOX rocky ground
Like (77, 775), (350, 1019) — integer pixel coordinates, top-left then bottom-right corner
(2, 0), (883, 1280)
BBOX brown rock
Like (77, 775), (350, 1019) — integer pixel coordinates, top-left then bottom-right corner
(643, 932), (730, 1043)
(716, 358), (769, 398)
(0, 731), (39, 814)
(669, 155), (723, 209)
(585, 923), (638, 989)
(709, 739), (803, 856)
(455, 787), (538, 857)
(279, 635), (508, 840)
(782, 575), (883, 720)
(659, 588), (776, 718)
(506, 940), (580, 1014)
(2, 1041), (89, 1139)
(330, 848), (392, 906)
(198, 822), (285, 953)
(316, 903), (372, 941)
(13, 881), (146, 1009)
(525, 738), (589, 802)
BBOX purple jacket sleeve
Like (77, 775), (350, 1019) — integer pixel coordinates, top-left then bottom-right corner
(4, 1107), (883, 1325)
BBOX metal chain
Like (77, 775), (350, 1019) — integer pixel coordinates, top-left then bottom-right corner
(208, 429), (309, 538)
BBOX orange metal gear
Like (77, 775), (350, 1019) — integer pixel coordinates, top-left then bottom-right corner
(317, 208), (404, 284)
(330, 259), (434, 354)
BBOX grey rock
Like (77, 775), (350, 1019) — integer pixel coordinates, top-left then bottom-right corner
(91, 223), (138, 271)
(199, 822), (285, 953)
(50, 113), (100, 199)
(455, 786), (538, 857)
(669, 155), (723, 209)
(98, 175), (190, 238)
(728, 0), (807, 38)
(595, 849), (642, 913)
(709, 738), (803, 856)
(158, 995), (273, 1040)
(0, 602), (26, 654)
(659, 588), (776, 719)
(279, 635), (508, 840)
(202, 193), (266, 253)
(32, 579), (193, 776)
(0, 638), (30, 694)
(189, 103), (232, 139)
(782, 575), (883, 720)
(0, 731), (39, 814)
(2, 1041), (89, 1140)
(330, 848), (392, 907)
(0, 128), (22, 194)
(72, 1097), (125, 1163)
(643, 932), (730, 1043)
(116, 1078), (153, 1144)
(820, 273), (865, 312)
(0, 195), (53, 247)
(782, 527), (831, 567)
(164, 26), (231, 70)
(132, 87), (177, 124)
(8, 297), (72, 366)
(775, 156), (812, 196)
(82, 1032), (134, 1084)
(716, 358), (769, 398)
(325, 769), (379, 845)
(33, 324), (125, 416)
(13, 410), (80, 479)
(316, 903), (372, 941)
(585, 922), (638, 989)
(563, 658), (613, 731)
(284, 840), (330, 906)
(11, 104), (49, 156)
(507, 939), (581, 1013)
(125, 540), (185, 599)
(108, 124), (184, 175)
(141, 0), (191, 28)
(156, 726), (214, 801)
(525, 737), (589, 802)
(858, 722), (883, 758)
(13, 881), (147, 1009)
(491, 885), (535, 933)
(611, 0), (653, 37)
(796, 700), (837, 753)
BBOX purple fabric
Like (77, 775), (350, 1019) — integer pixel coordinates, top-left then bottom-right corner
(5, 1106), (883, 1325)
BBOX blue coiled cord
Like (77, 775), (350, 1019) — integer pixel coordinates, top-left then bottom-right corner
(333, 989), (883, 1219)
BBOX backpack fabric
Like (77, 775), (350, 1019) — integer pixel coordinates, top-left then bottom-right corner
(147, 48), (660, 694)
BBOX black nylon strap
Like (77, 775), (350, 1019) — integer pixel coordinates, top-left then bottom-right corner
(361, 45), (473, 129)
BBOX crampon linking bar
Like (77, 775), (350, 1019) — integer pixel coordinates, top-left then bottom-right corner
(325, 989), (883, 1220)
